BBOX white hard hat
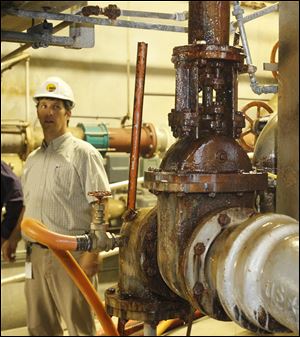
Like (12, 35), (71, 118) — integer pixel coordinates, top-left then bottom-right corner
(33, 76), (75, 109)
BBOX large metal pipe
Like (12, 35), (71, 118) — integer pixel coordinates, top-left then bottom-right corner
(109, 123), (157, 158)
(206, 213), (299, 334)
(188, 1), (230, 45)
(1, 123), (164, 159)
(127, 42), (148, 212)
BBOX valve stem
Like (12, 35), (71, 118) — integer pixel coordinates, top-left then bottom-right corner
(88, 191), (111, 231)
(88, 191), (119, 252)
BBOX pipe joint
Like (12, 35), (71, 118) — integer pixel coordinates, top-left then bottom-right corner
(250, 82), (278, 95)
(75, 233), (93, 251)
(90, 230), (120, 252)
(175, 11), (188, 21)
(232, 4), (244, 19)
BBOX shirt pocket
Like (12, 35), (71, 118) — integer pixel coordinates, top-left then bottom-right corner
(53, 162), (75, 197)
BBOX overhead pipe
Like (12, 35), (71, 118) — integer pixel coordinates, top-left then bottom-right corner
(1, 52), (30, 71)
(232, 1), (278, 95)
(230, 2), (279, 32)
(2, 8), (187, 38)
(82, 5), (188, 21)
(126, 42), (148, 215)
(1, 123), (163, 159)
(1, 10), (83, 63)
(21, 217), (119, 336)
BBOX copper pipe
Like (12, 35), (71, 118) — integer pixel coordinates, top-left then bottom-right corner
(127, 42), (148, 211)
(188, 1), (230, 45)
(21, 218), (119, 336)
(109, 124), (157, 158)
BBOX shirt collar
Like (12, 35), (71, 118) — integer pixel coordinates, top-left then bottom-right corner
(42, 132), (72, 151)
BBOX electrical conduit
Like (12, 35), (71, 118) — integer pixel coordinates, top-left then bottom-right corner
(21, 217), (119, 336)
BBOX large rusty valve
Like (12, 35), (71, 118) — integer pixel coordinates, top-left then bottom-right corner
(239, 101), (273, 152)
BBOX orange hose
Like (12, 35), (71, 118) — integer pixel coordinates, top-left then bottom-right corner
(157, 318), (179, 335)
(21, 218), (119, 336)
(21, 218), (77, 250)
(52, 249), (119, 336)
(157, 310), (202, 335)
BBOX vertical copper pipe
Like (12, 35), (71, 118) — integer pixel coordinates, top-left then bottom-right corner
(188, 1), (230, 45)
(127, 42), (148, 212)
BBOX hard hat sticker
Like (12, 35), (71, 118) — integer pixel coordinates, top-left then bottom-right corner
(46, 83), (56, 92)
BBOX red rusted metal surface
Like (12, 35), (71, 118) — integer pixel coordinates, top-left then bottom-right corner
(169, 43), (245, 139)
(188, 1), (230, 45)
(105, 207), (191, 323)
(109, 123), (157, 158)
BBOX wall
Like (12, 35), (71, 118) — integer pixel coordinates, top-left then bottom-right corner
(277, 1), (299, 219)
(1, 1), (279, 144)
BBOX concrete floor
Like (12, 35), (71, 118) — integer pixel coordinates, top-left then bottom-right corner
(2, 317), (297, 336)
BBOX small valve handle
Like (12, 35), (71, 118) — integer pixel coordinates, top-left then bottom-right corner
(88, 191), (111, 203)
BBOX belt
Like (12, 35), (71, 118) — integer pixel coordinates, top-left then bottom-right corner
(29, 242), (49, 249)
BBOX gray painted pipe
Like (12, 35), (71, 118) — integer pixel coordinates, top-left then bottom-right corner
(232, 1), (278, 95)
(209, 213), (299, 334)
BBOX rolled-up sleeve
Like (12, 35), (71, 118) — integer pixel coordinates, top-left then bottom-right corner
(77, 150), (110, 204)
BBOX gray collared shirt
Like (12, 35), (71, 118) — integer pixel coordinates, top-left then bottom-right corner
(21, 132), (110, 236)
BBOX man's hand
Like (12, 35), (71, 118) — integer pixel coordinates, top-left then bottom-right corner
(1, 238), (18, 262)
(78, 251), (101, 278)
(1, 206), (23, 262)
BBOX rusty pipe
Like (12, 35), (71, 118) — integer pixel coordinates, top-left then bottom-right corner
(21, 218), (119, 336)
(127, 42), (148, 212)
(188, 1), (230, 45)
(109, 124), (157, 158)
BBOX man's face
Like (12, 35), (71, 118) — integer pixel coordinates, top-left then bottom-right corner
(37, 98), (71, 134)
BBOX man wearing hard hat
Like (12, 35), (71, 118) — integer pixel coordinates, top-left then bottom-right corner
(21, 77), (110, 336)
